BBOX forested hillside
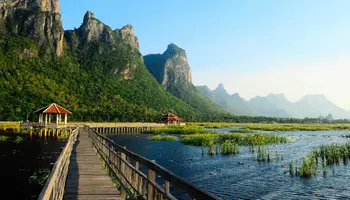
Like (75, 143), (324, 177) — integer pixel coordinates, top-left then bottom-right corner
(0, 3), (232, 122)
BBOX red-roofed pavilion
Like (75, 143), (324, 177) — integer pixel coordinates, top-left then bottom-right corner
(34, 103), (72, 125)
(161, 113), (181, 125)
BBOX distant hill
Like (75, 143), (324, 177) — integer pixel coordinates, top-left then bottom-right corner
(197, 84), (350, 119)
(197, 84), (258, 116)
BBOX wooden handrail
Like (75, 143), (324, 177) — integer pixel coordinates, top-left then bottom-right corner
(38, 128), (79, 200)
(84, 125), (220, 200)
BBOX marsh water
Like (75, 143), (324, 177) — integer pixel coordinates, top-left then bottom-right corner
(110, 128), (350, 200)
(0, 131), (66, 199)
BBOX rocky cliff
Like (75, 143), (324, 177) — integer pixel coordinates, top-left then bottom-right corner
(65, 11), (142, 80)
(144, 44), (229, 119)
(144, 43), (192, 89)
(0, 0), (64, 56)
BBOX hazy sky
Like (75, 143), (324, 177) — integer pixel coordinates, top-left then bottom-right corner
(61, 0), (350, 109)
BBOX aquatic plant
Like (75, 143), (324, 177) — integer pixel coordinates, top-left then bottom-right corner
(14, 136), (24, 144)
(0, 136), (9, 142)
(230, 128), (252, 133)
(221, 140), (240, 155)
(150, 135), (178, 141)
(256, 146), (271, 162)
(238, 123), (350, 132)
(289, 161), (294, 175)
(147, 125), (216, 135)
(299, 155), (317, 177)
(181, 133), (288, 147)
(29, 169), (50, 185)
(196, 123), (237, 128)
(57, 134), (69, 140)
(290, 142), (350, 178)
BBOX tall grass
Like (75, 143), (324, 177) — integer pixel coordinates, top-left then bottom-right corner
(230, 128), (252, 133)
(256, 146), (271, 162)
(150, 135), (178, 141)
(147, 125), (216, 135)
(182, 133), (288, 146)
(221, 140), (240, 155)
(291, 142), (350, 177)
(240, 124), (350, 132)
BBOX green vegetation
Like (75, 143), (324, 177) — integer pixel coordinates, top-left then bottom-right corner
(256, 146), (271, 162)
(0, 135), (9, 142)
(290, 142), (350, 178)
(181, 133), (288, 146)
(220, 140), (240, 155)
(29, 169), (50, 185)
(195, 123), (236, 128)
(147, 125), (216, 135)
(149, 135), (178, 141)
(0, 27), (234, 122)
(230, 128), (252, 133)
(240, 124), (350, 132)
(57, 134), (69, 140)
(14, 136), (24, 144)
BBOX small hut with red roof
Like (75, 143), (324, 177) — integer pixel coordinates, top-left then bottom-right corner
(34, 103), (72, 125)
(161, 113), (181, 125)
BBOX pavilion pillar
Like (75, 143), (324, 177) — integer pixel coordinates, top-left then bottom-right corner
(45, 113), (48, 126)
(48, 114), (51, 124)
(56, 113), (59, 125)
(64, 114), (67, 125)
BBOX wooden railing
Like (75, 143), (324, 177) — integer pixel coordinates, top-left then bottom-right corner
(84, 125), (220, 200)
(38, 128), (79, 200)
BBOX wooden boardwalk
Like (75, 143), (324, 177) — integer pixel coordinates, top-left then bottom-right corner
(64, 129), (122, 200)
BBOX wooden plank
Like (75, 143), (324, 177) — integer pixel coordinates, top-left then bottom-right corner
(64, 129), (121, 200)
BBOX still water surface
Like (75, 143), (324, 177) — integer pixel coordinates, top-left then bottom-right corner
(0, 132), (65, 199)
(110, 128), (350, 200)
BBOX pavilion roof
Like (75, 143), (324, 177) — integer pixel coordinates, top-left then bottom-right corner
(161, 113), (180, 121)
(33, 103), (72, 115)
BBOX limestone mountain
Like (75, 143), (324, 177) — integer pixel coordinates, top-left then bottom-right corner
(197, 84), (350, 119)
(144, 43), (192, 89)
(0, 0), (64, 56)
(294, 95), (349, 119)
(249, 96), (290, 118)
(144, 44), (229, 119)
(197, 84), (258, 116)
(0, 2), (232, 122)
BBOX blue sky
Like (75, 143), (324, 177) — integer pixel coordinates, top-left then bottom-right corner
(61, 0), (350, 109)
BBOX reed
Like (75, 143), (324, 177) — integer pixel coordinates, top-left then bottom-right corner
(256, 146), (271, 162)
(221, 140), (240, 155)
(230, 128), (252, 133)
(150, 135), (178, 141)
(147, 125), (216, 135)
(182, 132), (288, 147)
(290, 142), (350, 178)
(239, 123), (350, 132)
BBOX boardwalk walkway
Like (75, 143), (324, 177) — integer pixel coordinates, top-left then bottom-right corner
(64, 129), (122, 200)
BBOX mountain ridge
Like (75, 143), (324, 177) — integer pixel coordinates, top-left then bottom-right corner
(198, 84), (350, 119)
